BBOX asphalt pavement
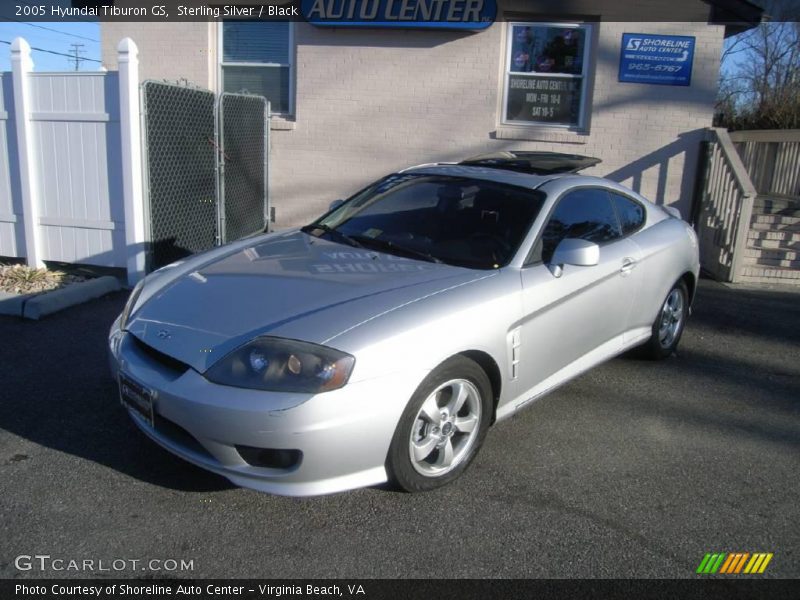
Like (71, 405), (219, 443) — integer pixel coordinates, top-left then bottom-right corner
(0, 279), (798, 578)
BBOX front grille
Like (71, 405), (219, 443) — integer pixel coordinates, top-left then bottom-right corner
(132, 336), (190, 375)
(154, 413), (214, 460)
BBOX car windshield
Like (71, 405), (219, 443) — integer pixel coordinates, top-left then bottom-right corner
(303, 174), (546, 269)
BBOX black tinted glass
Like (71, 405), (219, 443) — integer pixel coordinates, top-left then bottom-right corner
(540, 188), (621, 263)
(310, 175), (546, 269)
(611, 193), (645, 235)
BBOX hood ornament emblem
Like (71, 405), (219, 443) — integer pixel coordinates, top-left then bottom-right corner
(156, 329), (172, 340)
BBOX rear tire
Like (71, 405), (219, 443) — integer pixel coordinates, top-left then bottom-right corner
(386, 356), (492, 493)
(640, 279), (689, 360)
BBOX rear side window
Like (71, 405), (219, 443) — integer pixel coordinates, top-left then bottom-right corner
(538, 188), (622, 263)
(610, 193), (645, 235)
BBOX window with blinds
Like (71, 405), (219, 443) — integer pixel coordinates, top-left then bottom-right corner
(221, 21), (292, 115)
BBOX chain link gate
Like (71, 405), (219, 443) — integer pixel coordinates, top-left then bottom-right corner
(141, 80), (218, 270)
(141, 82), (270, 271)
(217, 93), (270, 244)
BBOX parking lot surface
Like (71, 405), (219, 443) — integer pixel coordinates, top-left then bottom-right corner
(0, 279), (798, 578)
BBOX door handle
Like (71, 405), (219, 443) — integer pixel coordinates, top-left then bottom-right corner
(620, 257), (638, 273)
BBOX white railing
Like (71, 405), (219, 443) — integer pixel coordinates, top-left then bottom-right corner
(696, 128), (758, 282)
(730, 129), (800, 200)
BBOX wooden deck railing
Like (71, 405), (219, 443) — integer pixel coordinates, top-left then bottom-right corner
(695, 128), (758, 282)
(729, 129), (800, 200)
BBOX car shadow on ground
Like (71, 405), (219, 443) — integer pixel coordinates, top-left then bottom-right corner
(0, 291), (233, 493)
(688, 281), (800, 347)
(613, 348), (800, 451)
(614, 277), (800, 451)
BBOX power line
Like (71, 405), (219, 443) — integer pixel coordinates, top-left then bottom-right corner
(0, 39), (102, 63)
(0, 18), (100, 43)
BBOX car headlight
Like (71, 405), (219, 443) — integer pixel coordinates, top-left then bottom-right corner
(119, 279), (145, 330)
(205, 337), (355, 394)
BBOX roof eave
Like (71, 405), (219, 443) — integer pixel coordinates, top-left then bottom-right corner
(706, 0), (765, 37)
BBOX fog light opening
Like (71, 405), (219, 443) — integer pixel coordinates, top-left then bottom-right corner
(236, 446), (302, 470)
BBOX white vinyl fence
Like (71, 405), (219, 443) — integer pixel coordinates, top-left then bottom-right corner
(0, 38), (145, 285)
(0, 72), (19, 258)
(30, 72), (124, 266)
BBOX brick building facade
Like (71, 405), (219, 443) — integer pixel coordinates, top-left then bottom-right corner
(101, 1), (759, 228)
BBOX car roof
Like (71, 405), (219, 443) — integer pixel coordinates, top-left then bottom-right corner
(400, 163), (561, 189)
(400, 165), (662, 210)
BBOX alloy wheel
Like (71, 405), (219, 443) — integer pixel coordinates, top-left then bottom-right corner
(658, 288), (685, 349)
(408, 379), (482, 477)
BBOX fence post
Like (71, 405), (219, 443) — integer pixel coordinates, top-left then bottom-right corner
(10, 38), (43, 268)
(118, 38), (146, 286)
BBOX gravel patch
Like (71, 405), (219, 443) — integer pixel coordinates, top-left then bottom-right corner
(0, 264), (86, 295)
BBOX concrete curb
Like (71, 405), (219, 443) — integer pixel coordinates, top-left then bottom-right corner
(23, 276), (122, 320)
(0, 276), (123, 320)
(0, 291), (35, 317)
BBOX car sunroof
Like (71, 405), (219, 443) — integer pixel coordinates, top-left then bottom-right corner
(459, 151), (602, 175)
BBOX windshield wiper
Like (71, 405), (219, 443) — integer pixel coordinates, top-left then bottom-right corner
(301, 224), (364, 249)
(350, 235), (443, 264)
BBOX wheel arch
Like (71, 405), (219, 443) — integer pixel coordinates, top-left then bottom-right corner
(680, 271), (696, 306)
(458, 350), (502, 424)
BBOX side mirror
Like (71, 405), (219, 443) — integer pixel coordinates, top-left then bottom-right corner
(551, 238), (599, 276)
(329, 199), (345, 212)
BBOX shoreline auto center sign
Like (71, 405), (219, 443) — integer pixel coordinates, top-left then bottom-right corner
(619, 33), (695, 86)
(301, 0), (497, 29)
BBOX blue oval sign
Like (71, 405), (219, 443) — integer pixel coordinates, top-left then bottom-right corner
(301, 0), (497, 30)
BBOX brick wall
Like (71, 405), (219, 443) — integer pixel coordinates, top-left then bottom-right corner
(273, 21), (722, 226)
(101, 20), (724, 228)
(101, 22), (212, 89)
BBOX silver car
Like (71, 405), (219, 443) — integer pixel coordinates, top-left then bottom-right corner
(108, 152), (700, 496)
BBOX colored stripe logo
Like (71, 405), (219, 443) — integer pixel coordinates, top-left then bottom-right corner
(696, 552), (773, 574)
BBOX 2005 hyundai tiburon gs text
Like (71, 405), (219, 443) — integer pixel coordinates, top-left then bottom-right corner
(108, 152), (699, 496)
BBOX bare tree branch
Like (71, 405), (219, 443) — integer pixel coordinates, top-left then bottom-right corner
(716, 15), (800, 130)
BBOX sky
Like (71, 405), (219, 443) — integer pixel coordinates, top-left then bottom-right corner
(0, 22), (101, 72)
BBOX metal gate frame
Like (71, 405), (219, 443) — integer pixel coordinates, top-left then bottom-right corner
(140, 79), (218, 271)
(140, 80), (270, 272)
(216, 92), (270, 245)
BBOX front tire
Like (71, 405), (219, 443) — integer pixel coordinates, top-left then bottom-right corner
(386, 356), (492, 493)
(640, 279), (689, 360)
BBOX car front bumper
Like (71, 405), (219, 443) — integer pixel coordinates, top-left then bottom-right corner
(108, 320), (426, 496)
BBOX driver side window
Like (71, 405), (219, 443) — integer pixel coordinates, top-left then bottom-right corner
(535, 188), (622, 263)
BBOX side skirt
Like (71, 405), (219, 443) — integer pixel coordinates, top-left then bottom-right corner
(494, 327), (652, 423)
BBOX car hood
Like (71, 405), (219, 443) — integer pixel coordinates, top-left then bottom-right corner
(127, 230), (491, 372)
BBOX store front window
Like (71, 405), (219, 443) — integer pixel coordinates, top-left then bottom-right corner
(221, 21), (293, 115)
(503, 23), (592, 129)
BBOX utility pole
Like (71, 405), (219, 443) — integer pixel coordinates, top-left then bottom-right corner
(68, 43), (85, 71)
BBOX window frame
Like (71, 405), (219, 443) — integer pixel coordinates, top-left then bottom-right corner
(502, 21), (593, 130)
(523, 185), (631, 267)
(217, 21), (295, 117)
